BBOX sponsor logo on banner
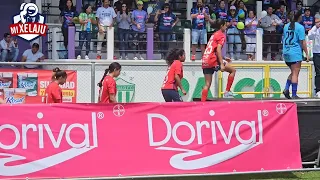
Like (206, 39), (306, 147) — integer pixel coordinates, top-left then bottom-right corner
(147, 109), (264, 170)
(10, 3), (48, 41)
(0, 111), (103, 176)
(0, 69), (77, 104)
(0, 102), (302, 179)
(116, 78), (135, 103)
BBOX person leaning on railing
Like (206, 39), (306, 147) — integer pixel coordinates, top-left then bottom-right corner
(154, 3), (179, 60)
(21, 43), (45, 69)
(307, 15), (320, 97)
(76, 4), (97, 60)
(0, 33), (19, 65)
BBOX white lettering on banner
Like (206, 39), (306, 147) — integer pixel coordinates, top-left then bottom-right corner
(148, 110), (264, 170)
(0, 112), (102, 176)
(40, 81), (75, 89)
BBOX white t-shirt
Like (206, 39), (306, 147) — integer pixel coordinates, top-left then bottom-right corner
(22, 49), (44, 69)
(96, 7), (117, 26)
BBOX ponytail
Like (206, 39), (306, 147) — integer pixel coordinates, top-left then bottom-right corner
(97, 69), (109, 88)
(97, 62), (121, 88)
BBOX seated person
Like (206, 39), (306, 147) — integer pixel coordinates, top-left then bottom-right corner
(0, 33), (19, 63)
(21, 43), (45, 69)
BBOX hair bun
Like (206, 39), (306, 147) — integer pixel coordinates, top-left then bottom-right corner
(53, 67), (61, 72)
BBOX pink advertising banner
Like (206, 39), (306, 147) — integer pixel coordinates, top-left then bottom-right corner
(0, 101), (301, 179)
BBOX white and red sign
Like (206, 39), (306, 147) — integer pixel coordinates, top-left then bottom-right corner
(10, 3), (47, 41)
(0, 101), (301, 179)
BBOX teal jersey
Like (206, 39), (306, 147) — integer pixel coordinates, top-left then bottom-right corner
(282, 22), (305, 62)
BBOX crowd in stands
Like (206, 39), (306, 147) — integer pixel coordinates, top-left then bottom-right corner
(0, 0), (319, 63)
(53, 0), (320, 60)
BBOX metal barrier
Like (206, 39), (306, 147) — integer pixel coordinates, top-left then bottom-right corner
(217, 62), (313, 98)
(0, 60), (314, 103)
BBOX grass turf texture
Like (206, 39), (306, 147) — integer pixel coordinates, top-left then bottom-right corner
(129, 171), (320, 180)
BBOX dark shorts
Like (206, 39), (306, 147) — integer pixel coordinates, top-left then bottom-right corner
(161, 89), (182, 102)
(285, 61), (302, 67)
(203, 61), (227, 74)
(203, 66), (221, 75)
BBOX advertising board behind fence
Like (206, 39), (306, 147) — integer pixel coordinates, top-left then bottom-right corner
(0, 101), (301, 179)
(0, 69), (77, 103)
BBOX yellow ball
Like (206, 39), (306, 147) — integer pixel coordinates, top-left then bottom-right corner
(237, 22), (245, 30)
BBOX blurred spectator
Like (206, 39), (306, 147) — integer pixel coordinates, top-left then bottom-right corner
(275, 5), (286, 34)
(59, 0), (67, 12)
(155, 3), (179, 59)
(131, 1), (148, 60)
(308, 15), (320, 97)
(96, 0), (117, 59)
(275, 4), (286, 54)
(279, 0), (290, 11)
(0, 33), (19, 63)
(262, 0), (272, 10)
(229, 0), (240, 6)
(114, 0), (124, 12)
(206, 4), (217, 40)
(295, 1), (304, 15)
(244, 10), (258, 61)
(190, 0), (210, 61)
(21, 43), (45, 69)
(237, 0), (247, 51)
(96, 0), (103, 9)
(60, 0), (78, 49)
(237, 0), (247, 22)
(259, 6), (282, 60)
(116, 3), (131, 60)
(215, 0), (227, 20)
(144, 0), (166, 24)
(301, 8), (315, 33)
(227, 5), (241, 60)
(77, 4), (97, 60)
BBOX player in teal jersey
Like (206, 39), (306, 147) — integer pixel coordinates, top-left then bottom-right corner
(282, 12), (310, 99)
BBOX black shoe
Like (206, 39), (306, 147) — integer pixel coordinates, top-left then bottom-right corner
(291, 95), (301, 99)
(283, 89), (291, 99)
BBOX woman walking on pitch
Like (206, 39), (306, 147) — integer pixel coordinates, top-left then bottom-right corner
(98, 62), (121, 103)
(282, 12), (309, 99)
(161, 48), (186, 102)
(45, 68), (68, 103)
